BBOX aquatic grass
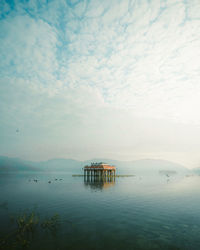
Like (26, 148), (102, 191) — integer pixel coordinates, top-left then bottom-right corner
(0, 210), (40, 249)
(41, 214), (60, 235)
(0, 209), (65, 250)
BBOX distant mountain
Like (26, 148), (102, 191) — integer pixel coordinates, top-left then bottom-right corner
(83, 158), (189, 175)
(159, 170), (177, 175)
(122, 159), (189, 174)
(192, 167), (200, 174)
(0, 156), (35, 172)
(0, 156), (189, 175)
(0, 156), (82, 173)
(37, 158), (82, 173)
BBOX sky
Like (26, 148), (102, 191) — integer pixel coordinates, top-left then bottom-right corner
(0, 0), (200, 168)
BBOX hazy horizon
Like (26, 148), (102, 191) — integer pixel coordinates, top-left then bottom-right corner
(0, 153), (196, 170)
(0, 0), (200, 169)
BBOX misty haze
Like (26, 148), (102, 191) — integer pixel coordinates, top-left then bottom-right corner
(1, 0), (200, 250)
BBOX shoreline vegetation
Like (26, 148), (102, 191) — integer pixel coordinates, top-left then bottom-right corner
(72, 174), (135, 177)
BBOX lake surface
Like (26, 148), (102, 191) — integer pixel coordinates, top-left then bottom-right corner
(1, 172), (200, 250)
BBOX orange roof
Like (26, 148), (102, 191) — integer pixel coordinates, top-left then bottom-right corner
(84, 163), (116, 170)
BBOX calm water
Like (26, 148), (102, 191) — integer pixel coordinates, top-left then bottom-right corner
(0, 172), (200, 250)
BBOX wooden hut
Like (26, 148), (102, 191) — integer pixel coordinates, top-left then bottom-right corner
(84, 162), (116, 177)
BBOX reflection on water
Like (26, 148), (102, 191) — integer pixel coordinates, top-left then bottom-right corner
(84, 175), (115, 190)
(1, 173), (200, 249)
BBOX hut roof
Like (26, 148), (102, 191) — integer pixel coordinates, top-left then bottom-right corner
(84, 162), (116, 170)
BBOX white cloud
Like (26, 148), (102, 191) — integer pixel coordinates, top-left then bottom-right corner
(1, 0), (200, 165)
(187, 0), (200, 19)
(0, 15), (58, 81)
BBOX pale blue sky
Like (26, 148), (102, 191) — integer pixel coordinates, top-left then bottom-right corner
(0, 0), (200, 167)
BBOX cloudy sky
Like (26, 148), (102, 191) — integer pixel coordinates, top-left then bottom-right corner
(0, 0), (200, 168)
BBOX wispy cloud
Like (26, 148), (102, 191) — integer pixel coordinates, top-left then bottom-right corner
(0, 0), (200, 165)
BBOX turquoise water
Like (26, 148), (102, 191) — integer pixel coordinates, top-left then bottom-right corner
(0, 173), (200, 250)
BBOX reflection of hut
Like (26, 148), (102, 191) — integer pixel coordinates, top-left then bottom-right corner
(84, 175), (115, 190)
(84, 162), (116, 177)
(102, 180), (115, 189)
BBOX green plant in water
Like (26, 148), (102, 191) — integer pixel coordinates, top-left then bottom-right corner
(0, 211), (40, 249)
(0, 210), (61, 250)
(16, 211), (39, 232)
(41, 214), (60, 234)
